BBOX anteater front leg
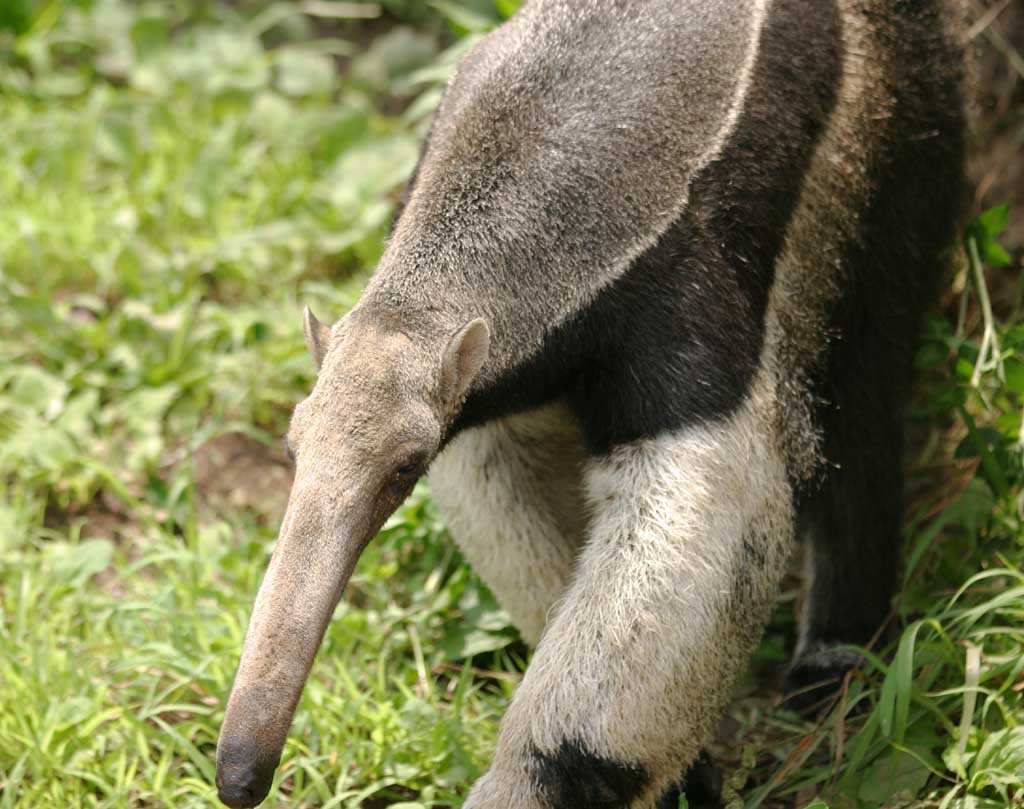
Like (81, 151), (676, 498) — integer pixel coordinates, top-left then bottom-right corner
(465, 382), (794, 809)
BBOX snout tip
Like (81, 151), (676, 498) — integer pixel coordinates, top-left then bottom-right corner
(217, 782), (264, 809)
(215, 741), (278, 808)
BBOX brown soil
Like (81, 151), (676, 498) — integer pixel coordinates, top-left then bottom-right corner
(191, 431), (294, 523)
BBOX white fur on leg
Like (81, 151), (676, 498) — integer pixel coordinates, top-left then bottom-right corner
(428, 402), (588, 645)
(466, 372), (793, 808)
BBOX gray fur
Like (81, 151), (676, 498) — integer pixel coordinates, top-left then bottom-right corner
(360, 0), (768, 382)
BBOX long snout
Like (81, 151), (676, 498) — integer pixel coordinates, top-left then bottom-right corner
(216, 491), (368, 808)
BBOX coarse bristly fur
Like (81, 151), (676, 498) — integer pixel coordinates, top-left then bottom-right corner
(215, 0), (969, 807)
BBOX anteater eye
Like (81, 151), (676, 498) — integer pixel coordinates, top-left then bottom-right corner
(394, 455), (424, 479)
(395, 462), (419, 477)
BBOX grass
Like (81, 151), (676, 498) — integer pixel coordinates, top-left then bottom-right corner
(0, 2), (1022, 808)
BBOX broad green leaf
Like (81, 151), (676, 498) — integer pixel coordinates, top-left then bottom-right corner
(49, 539), (115, 587)
(857, 749), (931, 805)
(440, 628), (513, 660)
(976, 204), (1010, 238)
(495, 0), (524, 18)
(1004, 358), (1024, 395)
(6, 365), (68, 417)
(969, 727), (1024, 798)
(430, 0), (498, 33)
(978, 238), (1012, 268)
(275, 49), (335, 97)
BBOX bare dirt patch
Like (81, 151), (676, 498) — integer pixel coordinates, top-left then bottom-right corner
(191, 432), (294, 524)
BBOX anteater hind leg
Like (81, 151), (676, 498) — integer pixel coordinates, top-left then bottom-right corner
(781, 0), (966, 703)
(785, 309), (911, 709)
(428, 402), (588, 646)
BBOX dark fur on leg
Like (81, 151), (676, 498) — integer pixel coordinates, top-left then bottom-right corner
(531, 740), (649, 809)
(656, 752), (723, 809)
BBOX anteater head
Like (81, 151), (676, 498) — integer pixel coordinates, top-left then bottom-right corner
(215, 305), (488, 808)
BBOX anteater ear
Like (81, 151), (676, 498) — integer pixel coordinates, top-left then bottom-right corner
(303, 306), (332, 370)
(441, 318), (490, 402)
